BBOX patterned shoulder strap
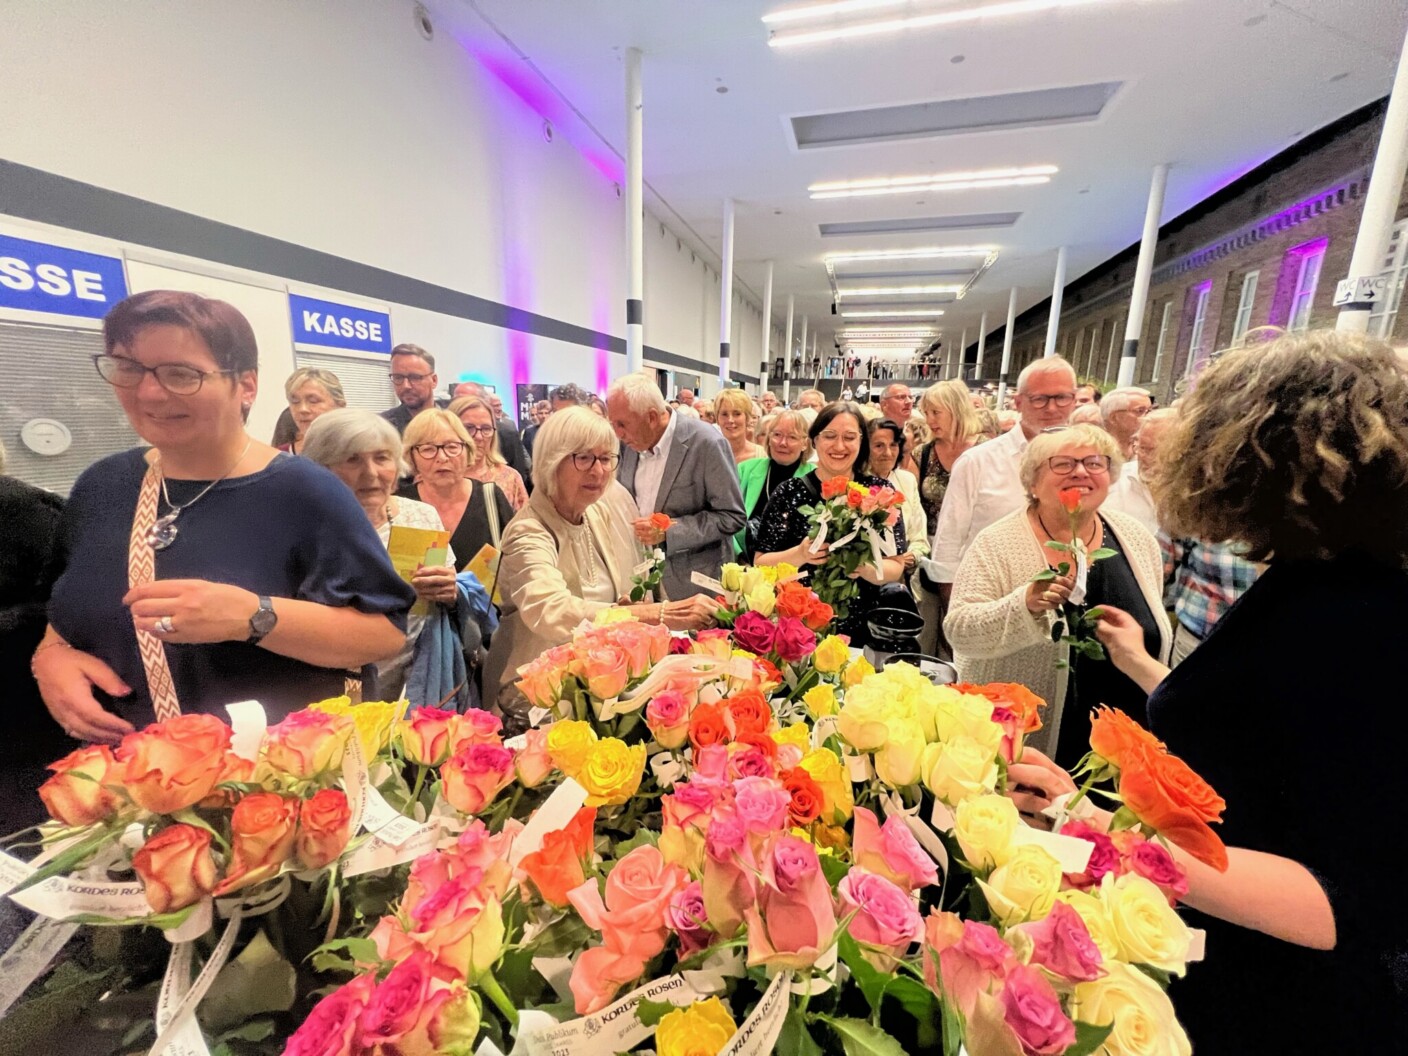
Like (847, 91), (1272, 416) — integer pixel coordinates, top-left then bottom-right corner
(128, 459), (182, 721)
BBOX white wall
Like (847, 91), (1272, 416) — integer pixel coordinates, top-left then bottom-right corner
(1, 0), (769, 425)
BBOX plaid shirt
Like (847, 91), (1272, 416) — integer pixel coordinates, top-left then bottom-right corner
(1161, 537), (1262, 639)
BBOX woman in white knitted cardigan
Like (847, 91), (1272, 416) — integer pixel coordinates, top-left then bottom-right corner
(944, 424), (1170, 765)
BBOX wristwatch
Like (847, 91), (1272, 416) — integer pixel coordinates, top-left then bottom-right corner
(246, 595), (278, 645)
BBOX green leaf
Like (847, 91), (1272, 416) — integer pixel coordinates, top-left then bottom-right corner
(819, 1015), (909, 1056)
(1057, 561), (1071, 575)
(883, 974), (941, 1025)
(308, 935), (381, 976)
(1088, 547), (1118, 561)
(1065, 1021), (1116, 1056)
(1134, 963), (1174, 989)
(836, 931), (887, 1015)
(200, 930), (297, 1032)
(635, 998), (676, 1028)
(777, 1007), (825, 1056)
(215, 1019), (277, 1044)
(819, 852), (850, 888)
(1030, 568), (1058, 583)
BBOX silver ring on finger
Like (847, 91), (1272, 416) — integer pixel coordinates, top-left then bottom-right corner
(155, 615), (175, 635)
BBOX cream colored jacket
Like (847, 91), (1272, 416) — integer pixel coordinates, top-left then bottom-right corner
(943, 507), (1170, 755)
(484, 481), (642, 716)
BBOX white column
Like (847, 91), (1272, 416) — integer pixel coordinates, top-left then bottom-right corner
(954, 328), (967, 380)
(1044, 246), (1068, 357)
(760, 260), (774, 392)
(1118, 163), (1170, 386)
(782, 294), (795, 403)
(718, 198), (735, 386)
(799, 314), (809, 381)
(1338, 24), (1408, 332)
(624, 48), (644, 374)
(974, 312), (989, 381)
(995, 288), (1019, 409)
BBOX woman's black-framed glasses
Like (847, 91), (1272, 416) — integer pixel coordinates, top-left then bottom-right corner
(570, 453), (620, 471)
(92, 353), (235, 396)
(1047, 455), (1111, 475)
(412, 441), (466, 460)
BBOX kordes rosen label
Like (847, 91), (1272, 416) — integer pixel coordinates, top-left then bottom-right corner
(289, 293), (392, 354)
(0, 233), (129, 319)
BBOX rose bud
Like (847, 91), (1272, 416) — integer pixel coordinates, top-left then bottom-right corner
(132, 823), (217, 913)
(398, 707), (460, 767)
(214, 792), (299, 895)
(297, 788), (353, 870)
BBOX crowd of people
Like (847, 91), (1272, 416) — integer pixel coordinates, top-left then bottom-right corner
(2, 289), (1406, 1046)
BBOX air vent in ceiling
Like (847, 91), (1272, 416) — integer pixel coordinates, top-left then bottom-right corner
(820, 213), (1020, 237)
(791, 82), (1121, 149)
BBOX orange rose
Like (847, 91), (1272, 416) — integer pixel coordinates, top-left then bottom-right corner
(297, 788), (353, 869)
(262, 709), (353, 783)
(688, 703), (730, 752)
(520, 807), (597, 907)
(821, 475), (850, 500)
(727, 691), (773, 737)
(803, 598), (834, 632)
(117, 714), (232, 814)
(1119, 745), (1228, 871)
(39, 745), (121, 827)
(214, 792), (300, 895)
(955, 683), (1047, 734)
(781, 767), (823, 827)
(846, 489), (864, 508)
(1088, 707), (1165, 770)
(774, 585), (813, 621)
(649, 513), (673, 532)
(132, 823), (217, 913)
(1058, 487), (1083, 513)
(398, 707), (460, 767)
(199, 752), (256, 809)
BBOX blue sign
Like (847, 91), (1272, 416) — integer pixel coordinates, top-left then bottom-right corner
(289, 293), (392, 354)
(0, 233), (129, 319)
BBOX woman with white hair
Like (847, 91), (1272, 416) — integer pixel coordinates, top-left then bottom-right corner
(303, 408), (459, 698)
(944, 423), (1169, 766)
(484, 407), (718, 727)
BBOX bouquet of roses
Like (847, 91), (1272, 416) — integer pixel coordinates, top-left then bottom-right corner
(797, 476), (905, 621)
(712, 562), (833, 631)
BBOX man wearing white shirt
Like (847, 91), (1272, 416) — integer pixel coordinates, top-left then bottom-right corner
(928, 357), (1078, 604)
(1106, 408), (1177, 536)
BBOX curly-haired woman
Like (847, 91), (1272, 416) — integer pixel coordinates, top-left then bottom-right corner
(1007, 331), (1408, 1053)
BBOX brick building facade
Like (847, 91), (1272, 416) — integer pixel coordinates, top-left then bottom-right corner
(981, 100), (1408, 405)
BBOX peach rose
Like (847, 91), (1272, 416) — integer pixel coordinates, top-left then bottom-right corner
(297, 788), (353, 869)
(646, 690), (692, 750)
(117, 713), (232, 814)
(39, 745), (121, 827)
(572, 643), (632, 700)
(214, 791), (299, 895)
(448, 709), (504, 753)
(441, 743), (515, 815)
(407, 873), (505, 983)
(199, 752), (256, 809)
(514, 727), (554, 788)
(262, 709), (353, 783)
(132, 823), (218, 913)
(398, 707), (460, 767)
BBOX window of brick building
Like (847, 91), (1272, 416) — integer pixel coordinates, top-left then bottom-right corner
(1105, 316), (1123, 383)
(1288, 240), (1326, 332)
(1184, 282), (1212, 378)
(1150, 301), (1174, 383)
(1086, 323), (1101, 377)
(1369, 219), (1408, 340)
(1231, 270), (1260, 345)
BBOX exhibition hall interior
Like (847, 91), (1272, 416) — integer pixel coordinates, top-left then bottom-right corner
(2, 2), (1407, 1055)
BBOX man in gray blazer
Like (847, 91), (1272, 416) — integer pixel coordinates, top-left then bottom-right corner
(606, 372), (746, 600)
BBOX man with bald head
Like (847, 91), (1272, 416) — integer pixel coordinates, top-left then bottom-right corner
(759, 391), (779, 415)
(879, 383), (915, 424)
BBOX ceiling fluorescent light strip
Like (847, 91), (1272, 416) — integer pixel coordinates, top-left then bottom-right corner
(767, 0), (1111, 48)
(838, 285), (963, 297)
(811, 166), (1056, 193)
(811, 175), (1053, 200)
(763, 0), (912, 25)
(841, 309), (945, 318)
(825, 246), (996, 263)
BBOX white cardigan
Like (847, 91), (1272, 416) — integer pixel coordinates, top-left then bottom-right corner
(943, 507), (1171, 756)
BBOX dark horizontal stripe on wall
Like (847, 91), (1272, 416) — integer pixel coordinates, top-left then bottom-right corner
(0, 159), (740, 379)
(643, 344), (758, 386)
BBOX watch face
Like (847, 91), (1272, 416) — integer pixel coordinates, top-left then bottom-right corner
(251, 604), (278, 635)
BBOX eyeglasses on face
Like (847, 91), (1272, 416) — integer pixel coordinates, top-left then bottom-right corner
(1047, 455), (1110, 475)
(93, 354), (235, 396)
(389, 373), (431, 385)
(570, 452), (620, 471)
(412, 441), (466, 459)
(1024, 392), (1077, 410)
(462, 424), (497, 437)
(819, 432), (862, 444)
(1118, 405), (1153, 417)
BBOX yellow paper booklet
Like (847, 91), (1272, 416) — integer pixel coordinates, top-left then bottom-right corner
(465, 542), (502, 607)
(387, 524), (451, 616)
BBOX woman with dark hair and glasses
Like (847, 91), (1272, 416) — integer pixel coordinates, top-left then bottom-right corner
(35, 291), (414, 738)
(945, 423), (1168, 767)
(396, 409), (515, 573)
(484, 408), (717, 728)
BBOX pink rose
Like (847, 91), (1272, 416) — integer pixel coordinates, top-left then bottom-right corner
(990, 706), (1021, 764)
(669, 635), (693, 655)
(441, 744), (515, 815)
(773, 617), (817, 663)
(1060, 819), (1122, 889)
(732, 776), (790, 835)
(727, 747), (776, 781)
(925, 912), (1014, 1018)
(744, 835), (837, 970)
(999, 965), (1076, 1055)
(446, 819), (518, 899)
(837, 870), (923, 969)
(572, 644), (631, 700)
(604, 621), (669, 677)
(667, 881), (712, 955)
(646, 691), (691, 750)
(853, 807), (940, 891)
(692, 744), (729, 782)
(568, 944), (650, 1015)
(1014, 901), (1104, 983)
(399, 707), (460, 767)
(732, 610), (777, 656)
(514, 728), (554, 788)
(1128, 838), (1189, 903)
(358, 949), (438, 1048)
(663, 781), (718, 831)
(702, 816), (755, 940)
(408, 872), (505, 983)
(691, 628), (735, 660)
(284, 973), (375, 1056)
(449, 709), (503, 752)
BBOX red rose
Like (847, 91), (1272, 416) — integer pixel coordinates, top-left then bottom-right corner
(732, 610), (778, 656)
(773, 616), (817, 663)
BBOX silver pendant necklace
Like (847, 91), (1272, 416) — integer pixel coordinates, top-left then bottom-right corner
(148, 439), (254, 551)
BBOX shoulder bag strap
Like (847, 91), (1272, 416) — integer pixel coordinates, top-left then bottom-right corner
(483, 481), (502, 548)
(128, 460), (182, 720)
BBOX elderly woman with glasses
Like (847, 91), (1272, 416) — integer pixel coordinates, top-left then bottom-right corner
(448, 395), (529, 511)
(36, 292), (413, 739)
(279, 367), (347, 454)
(484, 407), (718, 728)
(944, 423), (1168, 767)
(397, 409), (515, 573)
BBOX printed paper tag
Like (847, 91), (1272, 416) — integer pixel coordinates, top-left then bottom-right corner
(0, 917), (78, 1017)
(341, 824), (441, 879)
(718, 970), (792, 1056)
(510, 779), (588, 869)
(223, 700), (267, 762)
(633, 558), (655, 578)
(341, 734), (371, 838)
(690, 571), (727, 594)
(518, 974), (702, 1056)
(360, 786), (429, 848)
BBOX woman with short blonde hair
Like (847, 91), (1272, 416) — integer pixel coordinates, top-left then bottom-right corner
(280, 367), (347, 454)
(448, 395), (529, 510)
(714, 388), (764, 463)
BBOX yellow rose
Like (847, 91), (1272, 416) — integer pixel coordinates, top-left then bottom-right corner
(1100, 873), (1192, 975)
(739, 567), (768, 596)
(774, 722), (811, 752)
(660, 823), (705, 874)
(746, 584), (776, 618)
(953, 793), (1020, 870)
(773, 562), (800, 583)
(719, 563), (744, 592)
(921, 738), (999, 806)
(932, 688), (997, 744)
(874, 717), (925, 788)
(836, 683), (892, 751)
(842, 655), (875, 687)
(977, 844), (1061, 927)
(813, 635), (850, 675)
(1071, 962), (1191, 1056)
(592, 606), (636, 626)
(1054, 890), (1121, 962)
(803, 684), (838, 718)
(577, 738), (646, 807)
(798, 747), (853, 823)
(545, 720), (598, 778)
(656, 997), (736, 1056)
(350, 699), (404, 757)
